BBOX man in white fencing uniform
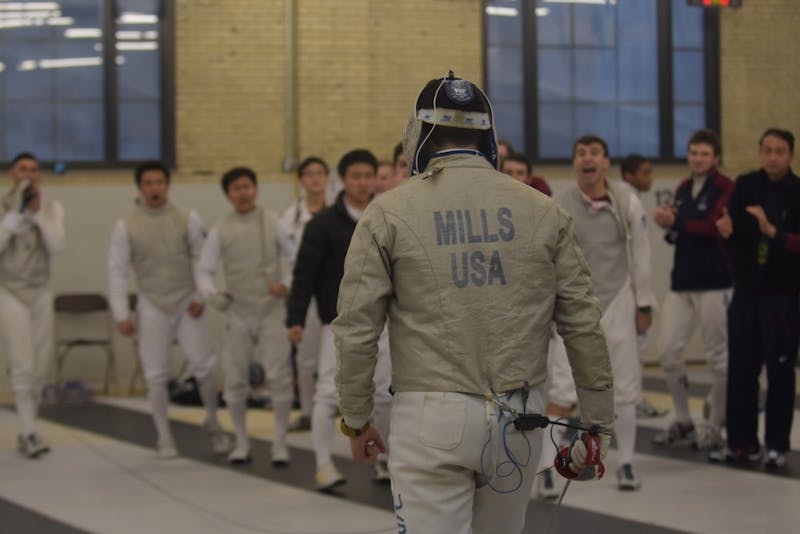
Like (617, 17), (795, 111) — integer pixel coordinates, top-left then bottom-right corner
(0, 153), (65, 458)
(108, 161), (227, 459)
(279, 156), (330, 432)
(196, 167), (294, 465)
(333, 73), (614, 533)
(555, 135), (654, 491)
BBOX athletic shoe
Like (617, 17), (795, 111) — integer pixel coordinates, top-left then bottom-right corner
(157, 438), (178, 460)
(17, 433), (50, 459)
(271, 442), (291, 467)
(652, 421), (696, 445)
(616, 464), (641, 491)
(636, 398), (669, 419)
(764, 449), (787, 470)
(693, 424), (723, 451)
(537, 469), (560, 500)
(228, 441), (252, 464)
(288, 415), (311, 432)
(315, 462), (346, 491)
(208, 429), (232, 455)
(373, 460), (391, 483)
(708, 444), (762, 464)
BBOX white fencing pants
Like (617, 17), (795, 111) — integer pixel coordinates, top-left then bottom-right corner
(137, 294), (217, 444)
(222, 308), (293, 451)
(389, 388), (545, 534)
(313, 324), (391, 470)
(657, 289), (731, 428)
(0, 285), (53, 436)
(295, 299), (322, 418)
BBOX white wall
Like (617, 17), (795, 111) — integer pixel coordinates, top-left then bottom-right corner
(0, 164), (712, 394)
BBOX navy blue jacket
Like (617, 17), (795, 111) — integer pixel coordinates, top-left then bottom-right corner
(286, 191), (357, 326)
(726, 169), (800, 293)
(667, 169), (734, 291)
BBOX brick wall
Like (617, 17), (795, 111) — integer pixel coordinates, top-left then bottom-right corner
(720, 0), (800, 174)
(174, 0), (483, 182)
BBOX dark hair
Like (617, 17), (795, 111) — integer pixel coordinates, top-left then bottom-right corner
(392, 143), (404, 166)
(501, 152), (532, 175)
(221, 166), (257, 193)
(498, 139), (515, 152)
(620, 154), (650, 179)
(337, 149), (378, 178)
(134, 161), (170, 185)
(759, 128), (795, 153)
(297, 156), (329, 179)
(11, 152), (37, 166)
(687, 128), (722, 157)
(573, 135), (609, 158)
(428, 125), (483, 151)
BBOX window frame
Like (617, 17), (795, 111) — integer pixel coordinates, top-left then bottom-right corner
(482, 0), (721, 163)
(0, 0), (175, 169)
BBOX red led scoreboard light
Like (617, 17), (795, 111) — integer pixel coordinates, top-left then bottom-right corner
(687, 0), (743, 6)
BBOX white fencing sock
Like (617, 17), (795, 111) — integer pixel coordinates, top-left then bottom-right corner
(312, 402), (337, 471)
(709, 374), (727, 429)
(298, 370), (316, 418)
(196, 374), (221, 430)
(272, 399), (291, 450)
(15, 390), (37, 436)
(664, 371), (692, 424)
(227, 398), (248, 447)
(614, 403), (637, 466)
(146, 385), (173, 445)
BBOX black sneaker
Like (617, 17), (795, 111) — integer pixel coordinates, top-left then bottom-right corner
(18, 433), (50, 459)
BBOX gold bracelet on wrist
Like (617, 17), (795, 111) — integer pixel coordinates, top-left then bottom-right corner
(339, 418), (370, 438)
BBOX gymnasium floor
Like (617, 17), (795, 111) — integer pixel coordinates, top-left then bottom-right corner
(1, 369), (798, 534)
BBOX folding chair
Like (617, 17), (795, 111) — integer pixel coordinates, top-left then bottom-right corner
(54, 293), (117, 395)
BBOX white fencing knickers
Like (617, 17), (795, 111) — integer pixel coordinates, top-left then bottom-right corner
(388, 387), (545, 534)
(657, 289), (731, 427)
(0, 285), (53, 436)
(313, 324), (391, 470)
(136, 293), (216, 387)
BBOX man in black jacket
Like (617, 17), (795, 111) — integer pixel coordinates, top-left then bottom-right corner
(286, 149), (392, 490)
(714, 128), (800, 469)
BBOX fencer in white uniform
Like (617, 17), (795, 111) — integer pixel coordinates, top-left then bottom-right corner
(278, 157), (330, 432)
(107, 161), (227, 459)
(554, 135), (654, 491)
(196, 167), (295, 465)
(0, 153), (65, 458)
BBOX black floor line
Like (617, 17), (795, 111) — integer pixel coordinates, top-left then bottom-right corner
(31, 402), (689, 534)
(0, 495), (90, 534)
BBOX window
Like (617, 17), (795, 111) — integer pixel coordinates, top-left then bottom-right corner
(0, 0), (173, 165)
(484, 0), (720, 160)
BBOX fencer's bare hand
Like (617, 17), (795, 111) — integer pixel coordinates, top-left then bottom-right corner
(716, 208), (733, 238)
(287, 325), (303, 344)
(635, 309), (652, 334)
(652, 205), (675, 229)
(349, 425), (386, 464)
(187, 301), (204, 317)
(117, 319), (135, 337)
(268, 282), (288, 298)
(745, 205), (776, 238)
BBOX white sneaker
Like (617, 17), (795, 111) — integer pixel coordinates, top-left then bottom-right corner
(157, 438), (178, 460)
(209, 430), (232, 455)
(372, 460), (390, 483)
(271, 442), (290, 467)
(694, 424), (723, 451)
(537, 469), (560, 500)
(616, 463), (641, 491)
(17, 433), (50, 459)
(315, 462), (346, 491)
(228, 441), (251, 464)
